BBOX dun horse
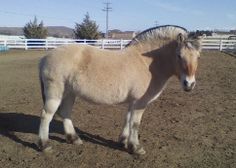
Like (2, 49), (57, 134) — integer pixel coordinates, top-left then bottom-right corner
(38, 25), (203, 155)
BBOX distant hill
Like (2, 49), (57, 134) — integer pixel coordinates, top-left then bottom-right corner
(0, 27), (23, 36)
(47, 26), (74, 38)
(0, 26), (74, 38)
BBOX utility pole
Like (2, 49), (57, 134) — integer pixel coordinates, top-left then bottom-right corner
(103, 2), (112, 38)
(154, 20), (159, 27)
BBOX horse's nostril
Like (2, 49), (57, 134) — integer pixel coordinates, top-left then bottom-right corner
(191, 82), (195, 88)
(183, 80), (188, 87)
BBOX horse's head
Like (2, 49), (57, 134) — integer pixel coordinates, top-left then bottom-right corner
(175, 33), (203, 92)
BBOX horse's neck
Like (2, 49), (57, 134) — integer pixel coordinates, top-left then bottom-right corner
(132, 41), (176, 80)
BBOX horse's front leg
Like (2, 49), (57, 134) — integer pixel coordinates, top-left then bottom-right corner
(127, 104), (146, 155)
(118, 109), (131, 148)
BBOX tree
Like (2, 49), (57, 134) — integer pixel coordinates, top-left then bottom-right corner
(23, 16), (48, 39)
(74, 13), (100, 39)
(189, 30), (213, 37)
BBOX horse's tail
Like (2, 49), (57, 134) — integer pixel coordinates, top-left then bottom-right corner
(39, 59), (46, 105)
(40, 72), (45, 105)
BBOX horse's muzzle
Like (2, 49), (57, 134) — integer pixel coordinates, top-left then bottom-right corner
(183, 80), (196, 92)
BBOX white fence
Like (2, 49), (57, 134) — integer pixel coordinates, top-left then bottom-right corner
(202, 37), (236, 51)
(0, 39), (131, 50)
(0, 38), (236, 51)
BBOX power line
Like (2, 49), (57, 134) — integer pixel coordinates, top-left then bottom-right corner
(0, 10), (74, 22)
(102, 2), (112, 38)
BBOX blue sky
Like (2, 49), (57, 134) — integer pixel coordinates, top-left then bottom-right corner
(0, 0), (235, 32)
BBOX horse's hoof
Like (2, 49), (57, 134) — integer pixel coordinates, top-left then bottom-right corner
(38, 139), (52, 153)
(118, 136), (128, 149)
(66, 134), (83, 145)
(73, 138), (83, 145)
(128, 143), (146, 155)
(135, 147), (146, 155)
(42, 146), (53, 153)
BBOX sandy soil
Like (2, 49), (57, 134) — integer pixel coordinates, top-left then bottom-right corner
(0, 50), (235, 168)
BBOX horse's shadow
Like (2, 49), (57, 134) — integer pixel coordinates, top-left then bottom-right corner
(0, 112), (125, 152)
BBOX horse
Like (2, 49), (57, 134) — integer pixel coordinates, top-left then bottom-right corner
(38, 25), (203, 155)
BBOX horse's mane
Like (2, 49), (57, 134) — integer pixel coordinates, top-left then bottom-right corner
(126, 25), (188, 47)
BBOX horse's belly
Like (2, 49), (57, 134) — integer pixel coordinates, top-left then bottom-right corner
(77, 89), (128, 104)
(73, 82), (129, 105)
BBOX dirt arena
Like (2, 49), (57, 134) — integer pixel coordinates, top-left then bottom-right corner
(0, 50), (235, 168)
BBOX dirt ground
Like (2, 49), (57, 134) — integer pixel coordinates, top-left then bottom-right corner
(0, 50), (235, 168)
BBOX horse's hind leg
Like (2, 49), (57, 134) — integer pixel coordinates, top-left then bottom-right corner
(57, 93), (82, 145)
(38, 98), (62, 151)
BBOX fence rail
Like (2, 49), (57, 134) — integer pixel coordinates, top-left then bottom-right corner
(0, 39), (131, 50)
(0, 38), (236, 51)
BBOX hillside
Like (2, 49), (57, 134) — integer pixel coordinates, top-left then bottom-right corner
(0, 26), (74, 38)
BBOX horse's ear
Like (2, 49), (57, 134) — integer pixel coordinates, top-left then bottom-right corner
(191, 40), (201, 51)
(192, 34), (205, 51)
(177, 33), (185, 44)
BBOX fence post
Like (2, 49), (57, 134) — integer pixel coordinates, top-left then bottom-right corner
(219, 39), (223, 51)
(45, 39), (48, 50)
(120, 39), (123, 50)
(4, 39), (7, 47)
(25, 39), (28, 50)
(102, 39), (105, 49)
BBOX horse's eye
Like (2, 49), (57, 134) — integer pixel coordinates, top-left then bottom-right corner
(177, 54), (182, 59)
